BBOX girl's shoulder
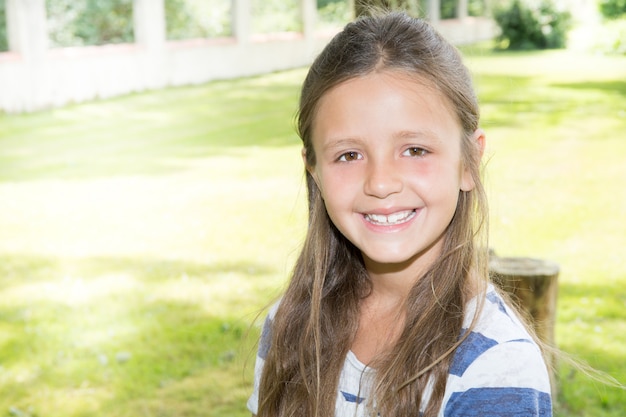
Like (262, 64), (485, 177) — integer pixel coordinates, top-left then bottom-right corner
(453, 283), (552, 382)
(256, 301), (281, 361)
(442, 284), (552, 416)
(463, 283), (534, 343)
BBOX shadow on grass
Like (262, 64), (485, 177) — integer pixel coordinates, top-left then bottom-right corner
(0, 71), (306, 183)
(477, 75), (626, 131)
(0, 253), (269, 416)
(551, 80), (626, 97)
(477, 75), (577, 129)
(0, 298), (257, 416)
(0, 254), (276, 289)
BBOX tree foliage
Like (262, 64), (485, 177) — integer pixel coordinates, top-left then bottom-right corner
(599, 0), (626, 19)
(354, 0), (486, 18)
(493, 0), (571, 50)
(251, 0), (302, 34)
(164, 0), (232, 40)
(0, 0), (7, 52)
(317, 0), (352, 29)
(354, 0), (424, 17)
(441, 0), (487, 18)
(46, 0), (134, 47)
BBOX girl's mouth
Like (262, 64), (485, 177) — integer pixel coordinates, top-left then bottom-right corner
(364, 209), (416, 226)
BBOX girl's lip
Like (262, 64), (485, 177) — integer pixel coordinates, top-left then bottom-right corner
(362, 206), (419, 216)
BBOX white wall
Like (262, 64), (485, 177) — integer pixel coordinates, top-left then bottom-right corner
(0, 34), (337, 113)
(0, 0), (334, 113)
(0, 0), (495, 114)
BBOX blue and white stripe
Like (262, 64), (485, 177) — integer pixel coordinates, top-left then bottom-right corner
(248, 284), (553, 416)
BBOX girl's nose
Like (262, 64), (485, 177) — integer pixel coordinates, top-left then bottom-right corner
(363, 158), (403, 199)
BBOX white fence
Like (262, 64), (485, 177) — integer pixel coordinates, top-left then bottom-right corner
(0, 0), (496, 114)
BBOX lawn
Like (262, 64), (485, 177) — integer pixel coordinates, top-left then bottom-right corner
(0, 45), (625, 416)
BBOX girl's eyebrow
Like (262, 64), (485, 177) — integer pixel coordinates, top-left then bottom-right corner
(394, 129), (442, 143)
(321, 137), (364, 151)
(320, 129), (443, 152)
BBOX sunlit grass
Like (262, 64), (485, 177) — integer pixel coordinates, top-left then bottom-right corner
(0, 47), (625, 416)
(0, 70), (308, 417)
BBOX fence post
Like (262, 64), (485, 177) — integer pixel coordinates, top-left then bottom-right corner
(457, 0), (468, 19)
(132, 0), (166, 89)
(6, 0), (47, 60)
(489, 253), (560, 395)
(427, 0), (441, 23)
(233, 0), (251, 44)
(133, 0), (166, 50)
(301, 0), (316, 39)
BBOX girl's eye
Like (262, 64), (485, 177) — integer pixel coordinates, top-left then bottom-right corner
(403, 147), (428, 157)
(338, 151), (362, 162)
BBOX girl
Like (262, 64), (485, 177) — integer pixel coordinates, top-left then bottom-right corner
(248, 11), (552, 417)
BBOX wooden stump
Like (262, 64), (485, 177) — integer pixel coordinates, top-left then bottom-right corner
(488, 255), (560, 394)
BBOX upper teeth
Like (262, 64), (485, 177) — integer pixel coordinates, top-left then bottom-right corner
(366, 210), (415, 225)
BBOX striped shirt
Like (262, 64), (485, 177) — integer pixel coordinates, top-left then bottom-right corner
(248, 284), (552, 416)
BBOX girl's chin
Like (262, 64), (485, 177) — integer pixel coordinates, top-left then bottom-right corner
(360, 251), (420, 269)
(359, 242), (443, 273)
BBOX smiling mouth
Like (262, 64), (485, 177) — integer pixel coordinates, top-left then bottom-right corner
(364, 210), (416, 226)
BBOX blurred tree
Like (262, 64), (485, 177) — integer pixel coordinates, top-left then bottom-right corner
(493, 0), (571, 50)
(354, 0), (487, 18)
(0, 0), (7, 52)
(317, 0), (352, 28)
(440, 0), (487, 18)
(252, 0), (302, 33)
(165, 0), (194, 39)
(354, 0), (423, 16)
(441, 0), (457, 18)
(318, 0), (336, 9)
(467, 0), (487, 16)
(165, 0), (232, 40)
(599, 0), (626, 19)
(47, 0), (134, 47)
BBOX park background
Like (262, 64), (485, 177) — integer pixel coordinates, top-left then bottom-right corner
(0, 0), (625, 416)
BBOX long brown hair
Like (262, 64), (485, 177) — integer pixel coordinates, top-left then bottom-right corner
(258, 12), (489, 416)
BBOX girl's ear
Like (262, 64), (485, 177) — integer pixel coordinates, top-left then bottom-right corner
(475, 128), (486, 158)
(302, 148), (317, 180)
(302, 147), (311, 173)
(303, 148), (323, 194)
(460, 128), (486, 192)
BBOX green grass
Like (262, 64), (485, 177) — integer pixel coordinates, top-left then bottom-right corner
(0, 46), (625, 416)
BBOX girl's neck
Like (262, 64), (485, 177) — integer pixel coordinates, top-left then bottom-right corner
(367, 269), (415, 306)
(363, 251), (437, 302)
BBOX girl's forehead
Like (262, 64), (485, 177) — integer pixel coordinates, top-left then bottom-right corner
(310, 70), (463, 151)
(314, 70), (458, 126)
(317, 70), (456, 117)
(328, 69), (439, 95)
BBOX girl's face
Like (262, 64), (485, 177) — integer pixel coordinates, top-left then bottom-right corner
(308, 71), (482, 276)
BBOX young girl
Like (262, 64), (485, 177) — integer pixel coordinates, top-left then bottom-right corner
(248, 11), (552, 417)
